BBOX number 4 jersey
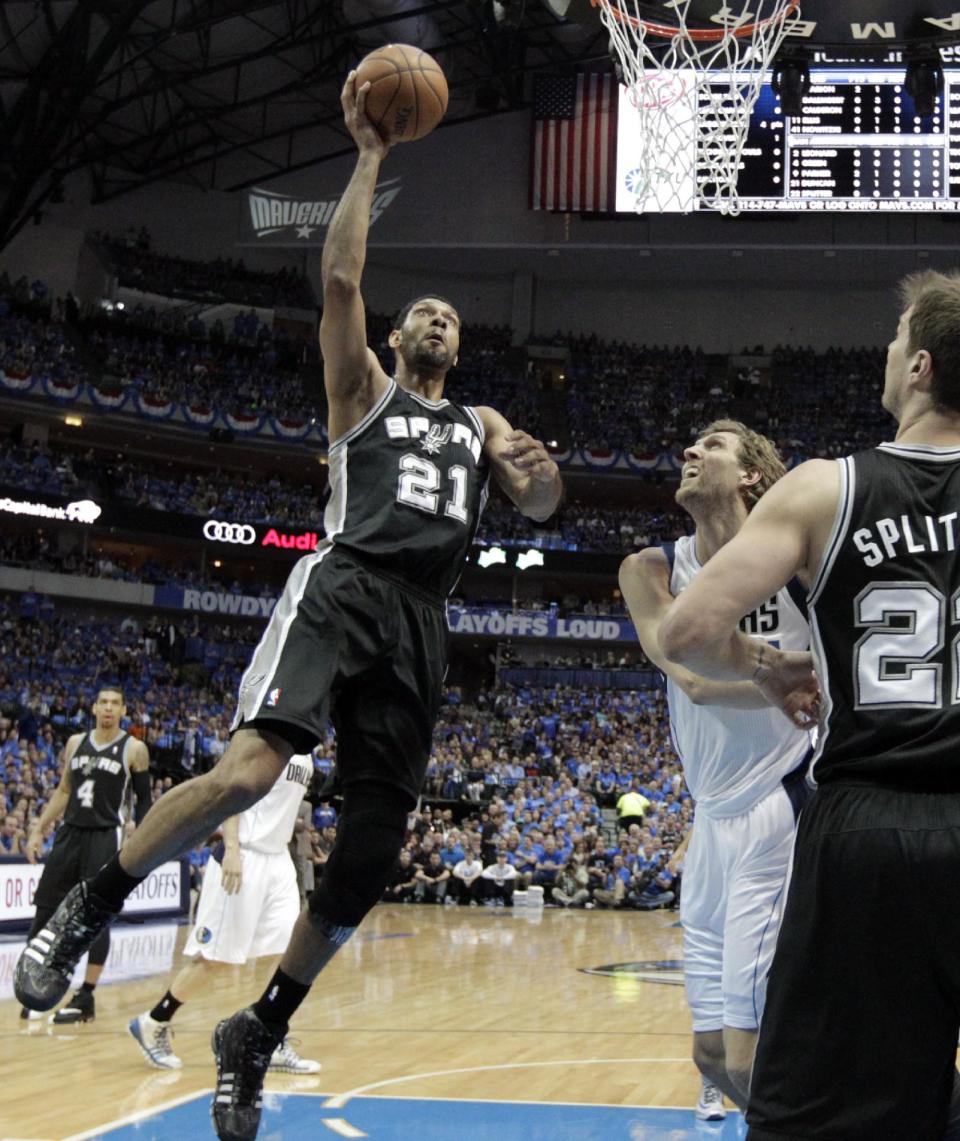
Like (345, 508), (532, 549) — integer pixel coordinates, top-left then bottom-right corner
(324, 380), (490, 597)
(64, 730), (135, 829)
(809, 443), (960, 789)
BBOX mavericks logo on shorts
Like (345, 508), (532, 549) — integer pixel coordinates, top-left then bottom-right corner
(197, 927), (213, 944)
(266, 687), (282, 707)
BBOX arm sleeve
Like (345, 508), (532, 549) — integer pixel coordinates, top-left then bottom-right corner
(132, 768), (153, 825)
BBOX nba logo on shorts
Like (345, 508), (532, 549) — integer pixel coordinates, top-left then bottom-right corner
(266, 687), (282, 707)
(197, 927), (212, 944)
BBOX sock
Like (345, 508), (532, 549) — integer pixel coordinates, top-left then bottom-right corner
(251, 968), (310, 1036)
(150, 991), (183, 1023)
(89, 854), (146, 912)
(79, 982), (96, 996)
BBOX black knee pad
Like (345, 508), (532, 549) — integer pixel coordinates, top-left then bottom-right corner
(308, 781), (410, 928)
(88, 926), (111, 968)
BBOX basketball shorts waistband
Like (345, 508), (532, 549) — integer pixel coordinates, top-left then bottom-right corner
(331, 546), (446, 609)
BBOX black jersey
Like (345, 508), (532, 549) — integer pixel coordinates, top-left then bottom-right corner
(324, 380), (490, 597)
(809, 443), (960, 790)
(63, 730), (134, 829)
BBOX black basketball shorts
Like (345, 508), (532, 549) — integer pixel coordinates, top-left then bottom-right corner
(232, 543), (447, 806)
(34, 824), (121, 913)
(747, 782), (960, 1141)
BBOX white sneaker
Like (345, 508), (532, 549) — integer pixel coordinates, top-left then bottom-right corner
(695, 1078), (726, 1121)
(128, 1012), (182, 1070)
(268, 1037), (321, 1074)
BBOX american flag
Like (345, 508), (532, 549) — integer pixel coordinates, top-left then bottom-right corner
(530, 73), (618, 213)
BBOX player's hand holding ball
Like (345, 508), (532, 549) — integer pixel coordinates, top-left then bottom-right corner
(346, 43), (448, 153)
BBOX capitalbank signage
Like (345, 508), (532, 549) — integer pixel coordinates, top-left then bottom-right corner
(247, 177), (402, 242)
(0, 496), (101, 524)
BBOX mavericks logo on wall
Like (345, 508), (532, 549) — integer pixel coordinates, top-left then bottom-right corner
(248, 177), (402, 240)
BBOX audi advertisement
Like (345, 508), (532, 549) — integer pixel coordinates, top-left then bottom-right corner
(201, 520), (322, 553)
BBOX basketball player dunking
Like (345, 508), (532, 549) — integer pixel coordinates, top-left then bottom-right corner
(129, 755), (320, 1076)
(16, 71), (562, 1141)
(659, 272), (960, 1139)
(619, 421), (816, 1121)
(21, 687), (151, 1025)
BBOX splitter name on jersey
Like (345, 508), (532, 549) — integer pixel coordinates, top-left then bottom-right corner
(853, 512), (960, 567)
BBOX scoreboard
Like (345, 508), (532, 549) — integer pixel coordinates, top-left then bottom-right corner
(616, 67), (960, 213)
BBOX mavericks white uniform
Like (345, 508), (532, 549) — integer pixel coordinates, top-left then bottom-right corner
(183, 755), (312, 964)
(666, 536), (812, 1031)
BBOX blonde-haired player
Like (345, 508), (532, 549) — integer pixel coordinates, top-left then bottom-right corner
(619, 420), (815, 1120)
(128, 755), (319, 1073)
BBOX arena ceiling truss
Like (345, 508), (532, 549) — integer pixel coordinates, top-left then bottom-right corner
(0, 0), (609, 248)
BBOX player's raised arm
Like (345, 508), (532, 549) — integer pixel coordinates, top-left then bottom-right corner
(319, 71), (392, 432)
(476, 405), (562, 522)
(619, 547), (776, 710)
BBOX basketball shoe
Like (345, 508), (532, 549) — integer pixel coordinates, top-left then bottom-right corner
(14, 882), (118, 1011)
(695, 1077), (727, 1121)
(211, 1007), (281, 1141)
(128, 1012), (183, 1069)
(51, 988), (95, 1024)
(268, 1038), (321, 1074)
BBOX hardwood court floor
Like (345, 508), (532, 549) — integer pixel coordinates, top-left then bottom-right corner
(3, 903), (703, 1140)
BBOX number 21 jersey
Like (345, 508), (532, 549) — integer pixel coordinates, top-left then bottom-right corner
(809, 443), (960, 789)
(323, 380), (490, 597)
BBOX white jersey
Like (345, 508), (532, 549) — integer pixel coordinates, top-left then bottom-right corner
(237, 754), (312, 853)
(666, 535), (812, 818)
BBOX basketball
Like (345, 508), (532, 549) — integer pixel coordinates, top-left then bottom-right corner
(355, 43), (448, 144)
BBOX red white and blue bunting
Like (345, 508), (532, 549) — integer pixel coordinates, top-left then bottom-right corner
(40, 374), (83, 402)
(0, 369), (35, 392)
(134, 392), (177, 420)
(0, 376), (810, 472)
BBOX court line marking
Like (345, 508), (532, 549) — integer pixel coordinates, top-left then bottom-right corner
(322, 1057), (693, 1110)
(323, 1119), (368, 1138)
(59, 1088), (212, 1141)
(53, 1058), (712, 1139)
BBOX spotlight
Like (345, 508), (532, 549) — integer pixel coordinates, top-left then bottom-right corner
(772, 53), (810, 117)
(905, 50), (943, 118)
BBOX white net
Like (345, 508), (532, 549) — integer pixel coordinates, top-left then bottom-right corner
(597, 0), (798, 215)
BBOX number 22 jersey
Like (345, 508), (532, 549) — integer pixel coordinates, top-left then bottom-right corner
(809, 443), (960, 790)
(323, 380), (490, 598)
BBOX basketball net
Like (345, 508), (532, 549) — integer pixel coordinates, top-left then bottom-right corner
(593, 0), (799, 215)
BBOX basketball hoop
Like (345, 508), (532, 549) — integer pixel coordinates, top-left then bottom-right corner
(593, 0), (800, 215)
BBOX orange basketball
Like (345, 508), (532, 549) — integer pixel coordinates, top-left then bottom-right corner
(355, 43), (448, 144)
